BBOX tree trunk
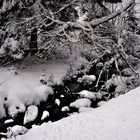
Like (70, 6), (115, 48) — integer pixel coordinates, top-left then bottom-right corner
(30, 28), (38, 55)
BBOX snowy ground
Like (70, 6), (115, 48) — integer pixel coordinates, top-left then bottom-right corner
(0, 64), (68, 86)
(6, 86), (140, 140)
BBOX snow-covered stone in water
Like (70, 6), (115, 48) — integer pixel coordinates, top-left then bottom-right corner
(55, 99), (60, 106)
(4, 119), (14, 124)
(24, 105), (38, 124)
(78, 90), (96, 99)
(97, 101), (107, 107)
(70, 98), (91, 109)
(61, 106), (70, 112)
(60, 95), (64, 98)
(7, 125), (28, 138)
(41, 111), (50, 120)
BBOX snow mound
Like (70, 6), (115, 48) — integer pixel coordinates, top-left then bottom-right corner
(8, 86), (140, 140)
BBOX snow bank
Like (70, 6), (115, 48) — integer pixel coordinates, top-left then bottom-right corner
(8, 86), (140, 140)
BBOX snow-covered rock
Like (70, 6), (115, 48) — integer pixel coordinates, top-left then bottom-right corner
(7, 125), (28, 138)
(60, 95), (64, 98)
(4, 119), (14, 124)
(70, 98), (91, 109)
(77, 90), (96, 99)
(78, 75), (96, 85)
(55, 99), (60, 106)
(61, 106), (70, 112)
(41, 111), (50, 121)
(24, 105), (38, 124)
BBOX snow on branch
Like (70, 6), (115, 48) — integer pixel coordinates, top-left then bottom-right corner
(89, 0), (135, 26)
